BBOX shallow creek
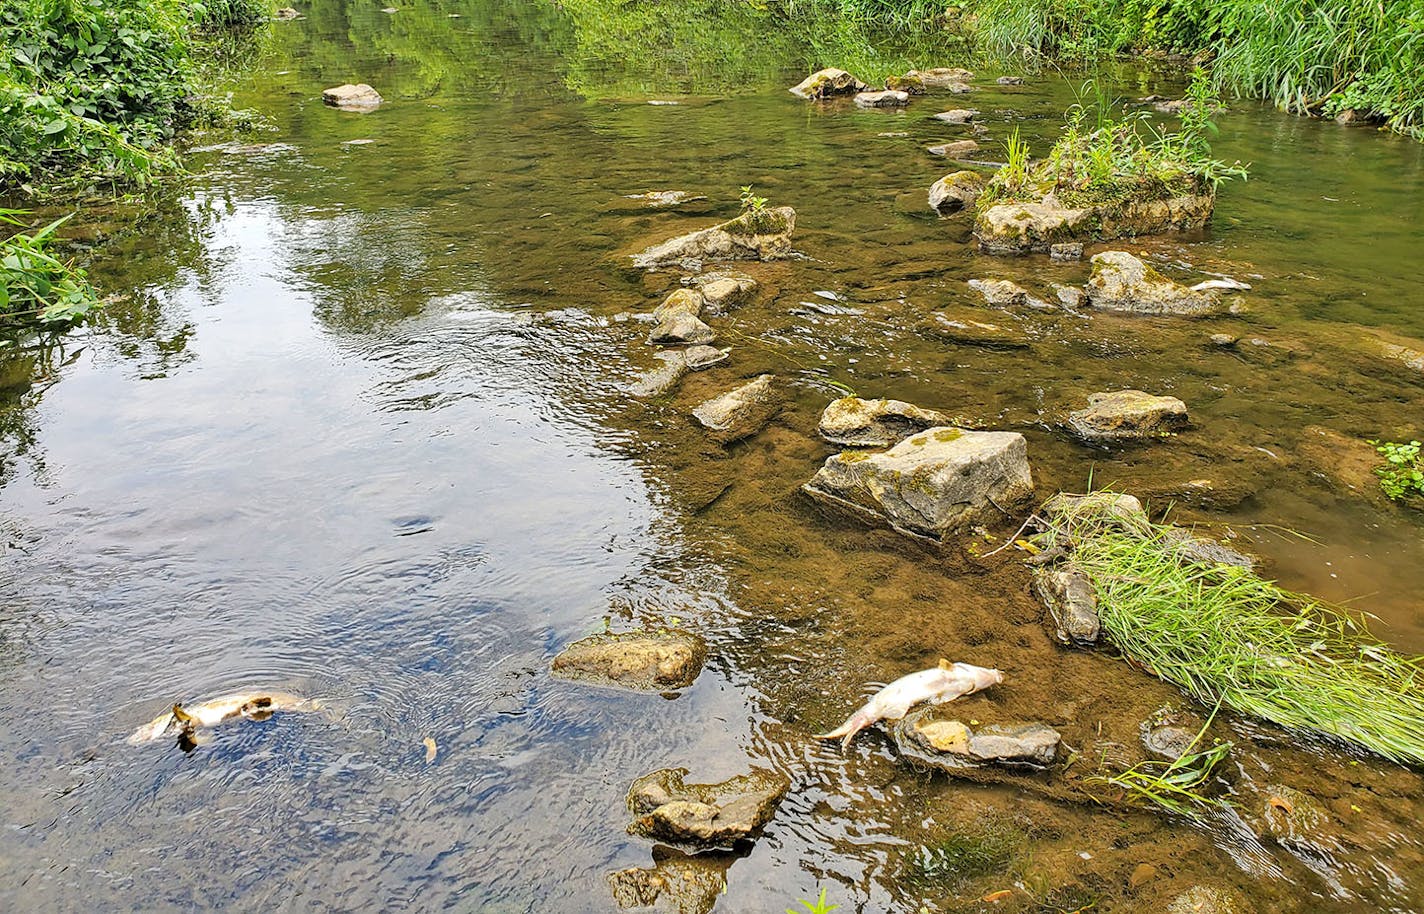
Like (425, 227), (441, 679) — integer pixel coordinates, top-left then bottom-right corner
(1, 2), (1422, 912)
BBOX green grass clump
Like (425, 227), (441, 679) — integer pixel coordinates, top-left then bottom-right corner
(981, 71), (1247, 208)
(1042, 499), (1424, 766)
(1090, 706), (1233, 819)
(1369, 439), (1424, 501)
(0, 210), (102, 325)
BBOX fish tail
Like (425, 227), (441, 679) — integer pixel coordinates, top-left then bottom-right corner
(815, 708), (873, 750)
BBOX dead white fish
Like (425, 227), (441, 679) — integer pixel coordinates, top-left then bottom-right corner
(1189, 277), (1252, 293)
(815, 660), (1002, 749)
(127, 692), (320, 744)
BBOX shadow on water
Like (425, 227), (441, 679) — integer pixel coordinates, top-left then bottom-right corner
(1, 1), (1422, 912)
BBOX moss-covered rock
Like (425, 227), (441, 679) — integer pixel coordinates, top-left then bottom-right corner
(551, 630), (706, 691)
(974, 192), (1214, 254)
(929, 170), (986, 214)
(788, 68), (867, 99)
(626, 767), (790, 851)
(1085, 251), (1224, 316)
(631, 207), (796, 269)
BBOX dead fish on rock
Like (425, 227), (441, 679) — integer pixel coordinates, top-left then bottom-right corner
(128, 692), (320, 746)
(816, 660), (1002, 749)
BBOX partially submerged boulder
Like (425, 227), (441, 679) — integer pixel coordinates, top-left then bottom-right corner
(627, 767), (790, 851)
(608, 847), (730, 914)
(929, 171), (986, 214)
(632, 208), (796, 270)
(682, 344), (729, 370)
(1032, 564), (1100, 644)
(975, 194), (1214, 255)
(933, 108), (978, 124)
(1067, 390), (1190, 442)
(818, 396), (952, 447)
(653, 288), (704, 321)
(909, 67), (975, 86)
(789, 68), (867, 99)
(895, 708), (1061, 771)
(648, 312), (716, 346)
(628, 352), (690, 397)
(322, 83), (382, 109)
(692, 374), (781, 444)
(688, 271), (758, 313)
(1085, 251), (1224, 316)
(884, 74), (926, 95)
(927, 139), (980, 158)
(551, 630), (706, 691)
(802, 428), (1034, 541)
(997, 76), (1025, 86)
(855, 90), (910, 108)
(968, 278), (1052, 310)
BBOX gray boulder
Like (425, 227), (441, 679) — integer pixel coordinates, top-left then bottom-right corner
(692, 375), (781, 444)
(322, 84), (382, 109)
(689, 271), (758, 313)
(818, 396), (951, 447)
(1049, 242), (1083, 261)
(683, 345), (729, 370)
(895, 709), (1061, 770)
(997, 76), (1025, 85)
(1086, 251), (1224, 316)
(929, 171), (986, 214)
(933, 108), (978, 124)
(632, 208), (796, 270)
(627, 767), (790, 851)
(551, 630), (706, 691)
(968, 278), (1052, 310)
(855, 90), (910, 108)
(789, 68), (867, 99)
(909, 67), (975, 86)
(1032, 564), (1100, 644)
(653, 288), (704, 321)
(648, 312), (716, 346)
(1067, 390), (1190, 442)
(802, 428), (1034, 541)
(927, 139), (980, 158)
(628, 352), (690, 397)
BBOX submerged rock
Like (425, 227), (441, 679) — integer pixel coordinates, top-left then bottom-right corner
(968, 278), (1052, 310)
(802, 428), (1034, 541)
(608, 847), (731, 914)
(1042, 491), (1149, 530)
(627, 767), (790, 851)
(1068, 390), (1190, 443)
(789, 68), (867, 99)
(855, 90), (910, 108)
(1031, 563), (1100, 644)
(682, 345), (729, 370)
(818, 396), (952, 447)
(909, 67), (975, 86)
(895, 708), (1061, 770)
(551, 630), (706, 691)
(628, 352), (690, 397)
(1085, 251), (1224, 316)
(623, 190), (709, 209)
(631, 207), (796, 270)
(933, 108), (978, 124)
(997, 75), (1026, 85)
(1364, 328), (1424, 375)
(1049, 241), (1083, 261)
(921, 308), (1030, 350)
(692, 374), (781, 444)
(929, 171), (986, 214)
(322, 83), (382, 109)
(927, 139), (980, 158)
(1166, 885), (1250, 914)
(648, 312), (716, 346)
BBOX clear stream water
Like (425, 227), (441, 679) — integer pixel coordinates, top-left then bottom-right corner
(1, 2), (1422, 912)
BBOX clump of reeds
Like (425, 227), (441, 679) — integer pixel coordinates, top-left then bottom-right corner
(1040, 498), (1424, 766)
(1090, 706), (1233, 819)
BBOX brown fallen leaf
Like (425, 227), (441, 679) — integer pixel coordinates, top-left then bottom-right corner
(422, 737), (437, 763)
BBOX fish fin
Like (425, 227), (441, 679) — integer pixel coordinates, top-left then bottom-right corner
(171, 703), (195, 724)
(938, 658), (953, 670)
(814, 722), (853, 742)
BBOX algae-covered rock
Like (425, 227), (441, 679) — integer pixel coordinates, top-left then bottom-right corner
(909, 67), (975, 86)
(789, 68), (867, 99)
(689, 271), (758, 313)
(1067, 390), (1190, 442)
(1166, 885), (1250, 914)
(608, 847), (731, 914)
(628, 351), (690, 397)
(551, 630), (706, 691)
(631, 208), (796, 270)
(818, 396), (952, 447)
(653, 288), (704, 321)
(884, 74), (927, 95)
(997, 76), (1025, 85)
(968, 278), (1052, 310)
(1086, 251), (1224, 316)
(895, 708), (1061, 770)
(802, 428), (1034, 541)
(929, 171), (986, 214)
(692, 374), (781, 444)
(1032, 563), (1100, 644)
(627, 767), (790, 851)
(682, 345), (729, 370)
(975, 194), (1214, 254)
(648, 312), (716, 346)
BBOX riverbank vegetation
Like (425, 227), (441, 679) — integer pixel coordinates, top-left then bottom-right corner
(812, 0), (1424, 136)
(0, 0), (270, 199)
(1039, 497), (1424, 766)
(0, 210), (102, 325)
(980, 69), (1246, 208)
(1370, 439), (1424, 501)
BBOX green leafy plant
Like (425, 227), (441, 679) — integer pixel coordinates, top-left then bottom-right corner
(739, 184), (770, 217)
(1090, 706), (1233, 819)
(1036, 495), (1424, 765)
(0, 210), (102, 324)
(787, 887), (838, 914)
(1369, 439), (1424, 500)
(999, 126), (1030, 194)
